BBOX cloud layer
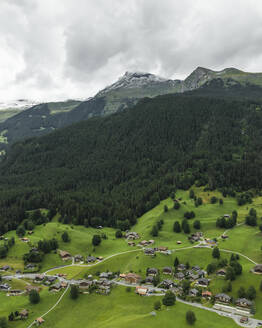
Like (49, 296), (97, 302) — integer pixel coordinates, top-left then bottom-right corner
(1, 0), (262, 101)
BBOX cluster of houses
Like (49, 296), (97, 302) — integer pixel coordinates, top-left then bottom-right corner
(58, 250), (103, 264)
(188, 232), (203, 243)
(144, 246), (171, 256)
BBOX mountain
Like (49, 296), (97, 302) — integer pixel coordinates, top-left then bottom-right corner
(0, 67), (262, 154)
(0, 83), (262, 232)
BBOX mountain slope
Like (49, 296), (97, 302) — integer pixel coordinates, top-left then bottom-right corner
(0, 84), (262, 233)
(0, 67), (262, 153)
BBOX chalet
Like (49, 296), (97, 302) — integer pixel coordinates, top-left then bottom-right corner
(86, 256), (97, 263)
(49, 283), (62, 292)
(177, 264), (186, 271)
(8, 289), (23, 296)
(100, 272), (113, 279)
(0, 283), (10, 291)
(1, 265), (11, 271)
(198, 270), (206, 278)
(189, 232), (203, 242)
(98, 256), (103, 261)
(163, 267), (172, 275)
(192, 266), (200, 271)
(97, 285), (110, 295)
(221, 235), (228, 239)
(35, 317), (45, 325)
(175, 272), (185, 280)
(28, 230), (34, 235)
(145, 276), (154, 284)
(187, 271), (199, 281)
(125, 232), (139, 240)
(147, 268), (158, 276)
(205, 239), (217, 246)
(215, 293), (231, 303)
(235, 298), (252, 308)
(158, 246), (168, 253)
(148, 240), (155, 245)
(74, 255), (83, 262)
(59, 250), (71, 261)
(176, 241), (182, 245)
(216, 269), (226, 276)
(139, 240), (149, 246)
(202, 291), (212, 299)
(136, 286), (148, 296)
(196, 278), (209, 287)
(160, 280), (175, 289)
(253, 264), (262, 274)
(20, 237), (29, 242)
(19, 309), (29, 319)
(34, 274), (45, 283)
(26, 285), (41, 293)
(224, 214), (230, 218)
(79, 281), (93, 290)
(61, 282), (67, 288)
(124, 273), (141, 284)
(128, 241), (136, 247)
(189, 288), (199, 297)
(144, 248), (155, 256)
(26, 263), (36, 270)
(240, 317), (248, 324)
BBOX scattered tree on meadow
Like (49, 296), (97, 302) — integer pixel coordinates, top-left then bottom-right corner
(115, 230), (122, 238)
(62, 231), (70, 243)
(174, 257), (179, 267)
(154, 300), (161, 310)
(174, 202), (180, 210)
(193, 220), (201, 230)
(186, 310), (196, 325)
(173, 221), (181, 233)
(212, 247), (220, 259)
(92, 235), (101, 246)
(246, 286), (256, 300)
(70, 285), (79, 300)
(29, 290), (40, 304)
(162, 291), (176, 306)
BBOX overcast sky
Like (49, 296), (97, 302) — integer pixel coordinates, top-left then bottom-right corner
(1, 0), (262, 102)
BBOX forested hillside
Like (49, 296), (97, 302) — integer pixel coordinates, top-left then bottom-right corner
(0, 86), (262, 234)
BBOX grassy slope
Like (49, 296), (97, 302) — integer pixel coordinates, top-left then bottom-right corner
(1, 187), (262, 326)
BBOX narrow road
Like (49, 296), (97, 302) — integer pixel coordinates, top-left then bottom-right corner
(27, 284), (70, 328)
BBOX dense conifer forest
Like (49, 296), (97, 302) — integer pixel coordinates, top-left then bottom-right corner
(0, 82), (262, 233)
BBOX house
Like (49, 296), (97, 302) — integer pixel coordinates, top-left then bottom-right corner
(240, 317), (248, 324)
(26, 285), (41, 293)
(34, 274), (45, 282)
(61, 282), (67, 288)
(124, 273), (141, 284)
(189, 288), (199, 297)
(176, 272), (185, 280)
(79, 281), (93, 290)
(74, 254), (83, 262)
(86, 256), (97, 263)
(49, 283), (62, 292)
(192, 266), (200, 271)
(0, 283), (10, 291)
(28, 230), (34, 235)
(158, 246), (168, 253)
(147, 268), (158, 276)
(26, 263), (36, 270)
(145, 276), (154, 284)
(235, 298), (252, 308)
(224, 214), (230, 218)
(148, 240), (155, 245)
(128, 241), (136, 247)
(97, 285), (111, 295)
(160, 280), (175, 289)
(35, 317), (45, 325)
(163, 267), (172, 275)
(100, 272), (113, 279)
(186, 271), (199, 281)
(215, 293), (231, 303)
(136, 286), (148, 296)
(139, 240), (149, 246)
(202, 291), (212, 299)
(196, 278), (209, 287)
(125, 232), (140, 240)
(144, 248), (155, 256)
(19, 309), (29, 319)
(8, 289), (23, 296)
(216, 269), (226, 276)
(59, 250), (71, 261)
(221, 235), (228, 239)
(198, 270), (206, 278)
(21, 237), (29, 242)
(253, 264), (262, 274)
(1, 265), (11, 271)
(177, 264), (186, 271)
(177, 241), (182, 245)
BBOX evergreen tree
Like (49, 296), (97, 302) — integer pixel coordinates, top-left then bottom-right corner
(162, 291), (176, 306)
(92, 235), (101, 246)
(174, 257), (179, 267)
(246, 286), (256, 300)
(173, 221), (181, 233)
(212, 247), (220, 259)
(70, 285), (79, 300)
(29, 290), (40, 304)
(186, 310), (196, 325)
(154, 300), (161, 310)
(193, 220), (201, 229)
(61, 231), (70, 243)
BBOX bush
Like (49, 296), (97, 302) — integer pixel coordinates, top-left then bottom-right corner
(154, 300), (161, 310)
(92, 235), (101, 246)
(186, 310), (196, 325)
(115, 230), (122, 238)
(0, 317), (7, 328)
(29, 290), (40, 304)
(162, 291), (176, 306)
